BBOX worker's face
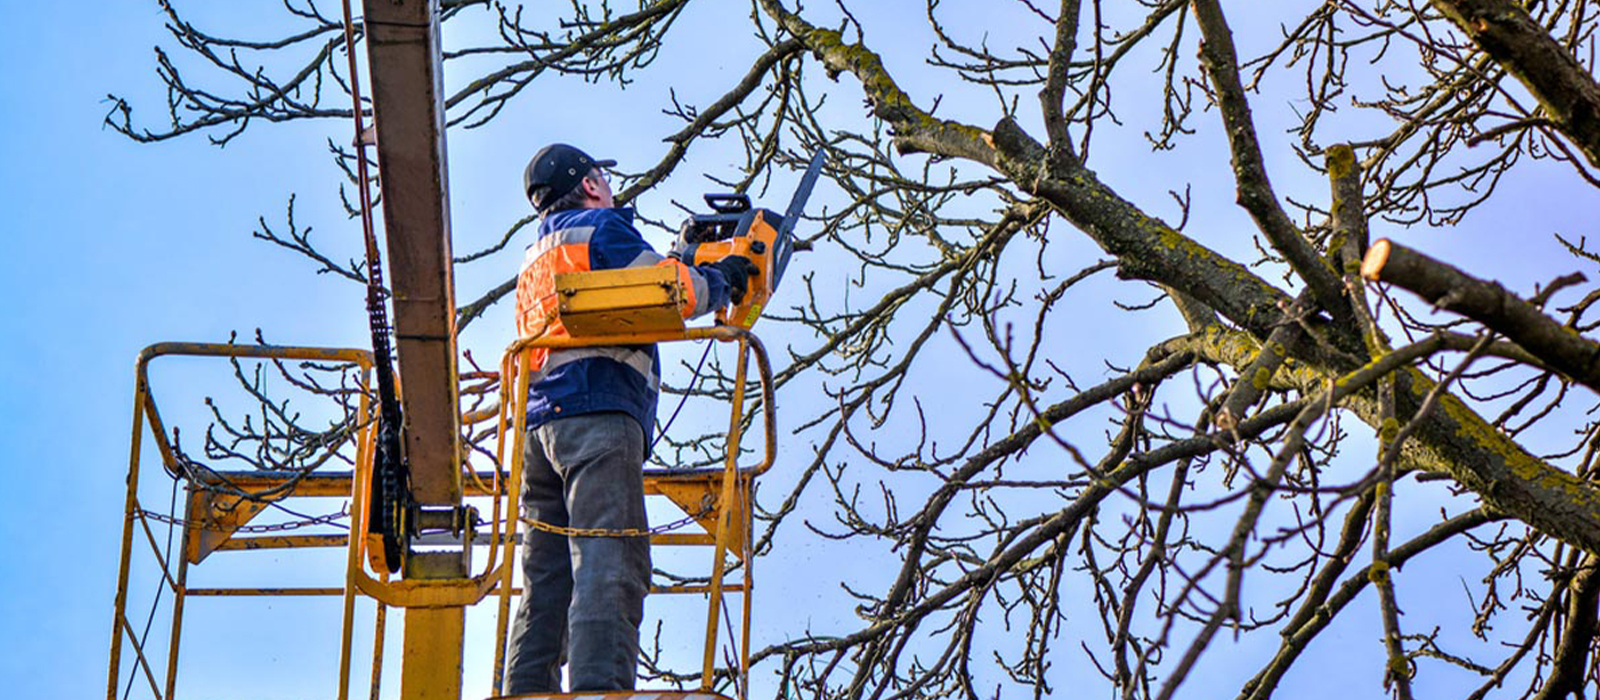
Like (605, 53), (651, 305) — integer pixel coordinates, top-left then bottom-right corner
(581, 168), (614, 209)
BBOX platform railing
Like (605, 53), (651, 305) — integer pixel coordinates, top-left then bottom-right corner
(107, 342), (376, 700)
(492, 324), (775, 698)
(109, 330), (774, 700)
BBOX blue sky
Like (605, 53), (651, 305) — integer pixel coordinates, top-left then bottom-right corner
(8, 2), (1600, 699)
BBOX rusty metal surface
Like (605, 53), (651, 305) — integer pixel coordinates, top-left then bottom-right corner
(701, 338), (751, 688)
(137, 341), (373, 367)
(194, 470), (513, 498)
(361, 0), (462, 506)
(185, 587), (348, 597)
(185, 490), (272, 563)
(214, 534), (351, 551)
(107, 372), (149, 700)
(653, 476), (753, 560)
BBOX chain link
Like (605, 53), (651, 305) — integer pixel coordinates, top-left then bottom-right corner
(135, 506), (351, 533)
(521, 512), (704, 538)
(139, 505), (711, 538)
(141, 499), (722, 539)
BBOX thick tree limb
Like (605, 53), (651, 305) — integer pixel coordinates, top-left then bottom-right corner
(1362, 238), (1600, 393)
(1327, 145), (1371, 269)
(757, 0), (997, 163)
(985, 117), (1303, 344)
(1037, 0), (1083, 148)
(1431, 0), (1600, 169)
(760, 0), (1313, 354)
(1185, 324), (1600, 554)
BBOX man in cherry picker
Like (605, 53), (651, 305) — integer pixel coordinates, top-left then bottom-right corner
(504, 143), (758, 695)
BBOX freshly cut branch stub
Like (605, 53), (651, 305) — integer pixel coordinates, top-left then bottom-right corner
(1361, 239), (1392, 282)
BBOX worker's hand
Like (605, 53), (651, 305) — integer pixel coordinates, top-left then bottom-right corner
(708, 255), (759, 305)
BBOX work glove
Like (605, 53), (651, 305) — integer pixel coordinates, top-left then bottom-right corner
(707, 255), (759, 305)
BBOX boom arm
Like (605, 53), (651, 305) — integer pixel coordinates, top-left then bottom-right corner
(363, 0), (463, 507)
(359, 1), (467, 698)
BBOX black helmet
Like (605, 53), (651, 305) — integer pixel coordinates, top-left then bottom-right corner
(523, 143), (616, 211)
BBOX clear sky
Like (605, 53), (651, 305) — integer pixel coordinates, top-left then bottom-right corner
(7, 2), (1600, 700)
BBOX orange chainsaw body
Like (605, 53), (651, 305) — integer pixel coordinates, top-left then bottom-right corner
(672, 153), (822, 329)
(682, 207), (784, 329)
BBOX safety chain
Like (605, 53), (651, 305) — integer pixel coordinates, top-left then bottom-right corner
(135, 506), (351, 533)
(141, 506), (722, 539)
(521, 511), (704, 538)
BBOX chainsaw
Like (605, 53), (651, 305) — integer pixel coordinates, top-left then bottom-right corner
(671, 152), (825, 329)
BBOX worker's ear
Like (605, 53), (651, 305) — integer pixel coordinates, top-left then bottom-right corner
(581, 173), (606, 201)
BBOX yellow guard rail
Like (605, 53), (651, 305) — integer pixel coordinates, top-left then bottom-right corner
(108, 330), (775, 700)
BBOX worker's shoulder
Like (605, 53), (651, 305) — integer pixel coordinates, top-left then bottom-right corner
(546, 206), (638, 231)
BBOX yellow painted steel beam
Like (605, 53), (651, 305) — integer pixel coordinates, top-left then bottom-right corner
(482, 584), (748, 596)
(107, 377), (149, 700)
(186, 587), (347, 597)
(193, 472), (358, 497)
(185, 490), (272, 563)
(702, 338), (751, 689)
(651, 533), (715, 546)
(401, 607), (464, 699)
(650, 584), (748, 595)
(214, 534), (351, 551)
(189, 470), (509, 498)
(209, 532), (712, 552)
(163, 535), (191, 698)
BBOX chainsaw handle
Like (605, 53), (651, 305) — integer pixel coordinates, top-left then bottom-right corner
(703, 193), (750, 214)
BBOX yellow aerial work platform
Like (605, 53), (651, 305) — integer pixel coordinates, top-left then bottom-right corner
(107, 267), (778, 700)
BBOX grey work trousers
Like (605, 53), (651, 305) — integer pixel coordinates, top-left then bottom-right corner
(502, 411), (651, 694)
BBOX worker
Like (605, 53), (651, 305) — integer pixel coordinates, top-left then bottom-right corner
(504, 143), (757, 695)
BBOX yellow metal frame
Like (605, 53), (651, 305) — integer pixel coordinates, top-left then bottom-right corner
(491, 325), (775, 697)
(108, 330), (775, 700)
(107, 343), (378, 700)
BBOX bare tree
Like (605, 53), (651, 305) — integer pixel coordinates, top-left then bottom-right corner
(111, 0), (1600, 698)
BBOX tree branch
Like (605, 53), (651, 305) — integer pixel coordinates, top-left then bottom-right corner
(1363, 238), (1600, 393)
(1190, 0), (1348, 322)
(1431, 0), (1600, 169)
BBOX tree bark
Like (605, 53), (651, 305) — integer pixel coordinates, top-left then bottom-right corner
(1363, 238), (1600, 393)
(1431, 0), (1600, 169)
(1534, 554), (1600, 700)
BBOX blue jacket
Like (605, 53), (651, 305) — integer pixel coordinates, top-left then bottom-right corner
(514, 207), (735, 434)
